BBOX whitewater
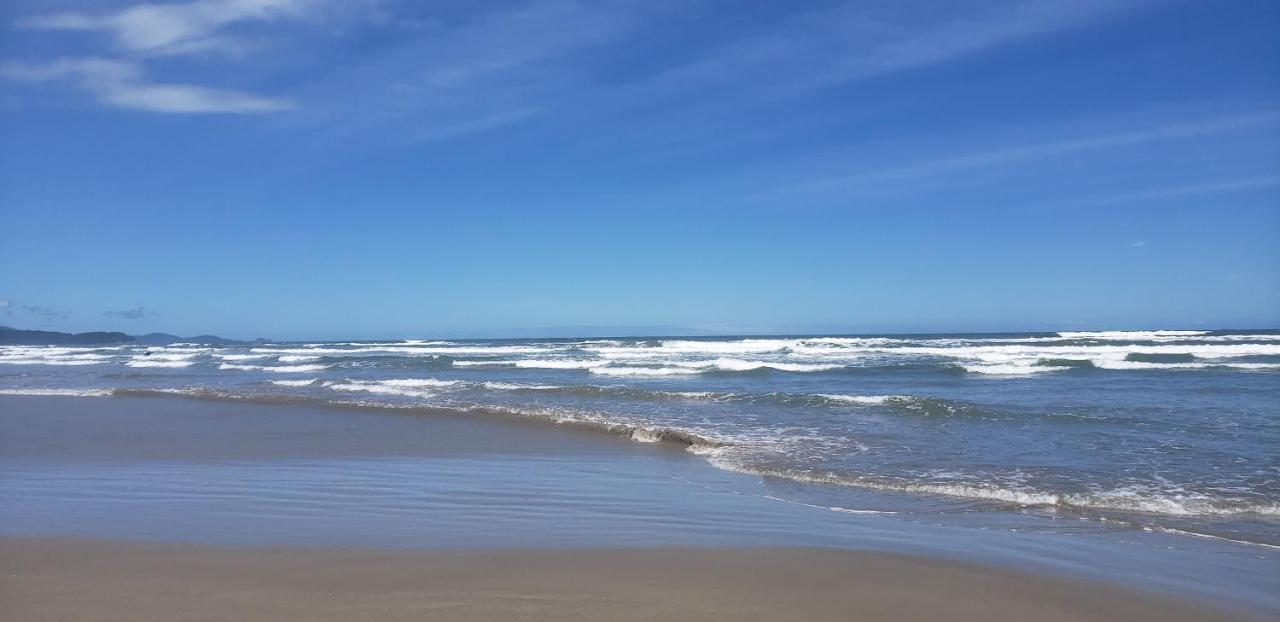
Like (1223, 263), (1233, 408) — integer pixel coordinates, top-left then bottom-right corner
(2, 329), (1277, 546)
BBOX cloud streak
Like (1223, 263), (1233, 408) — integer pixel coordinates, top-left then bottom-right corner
(761, 111), (1280, 201)
(305, 0), (673, 144)
(3, 0), (320, 113)
(0, 57), (292, 113)
(634, 0), (1147, 104)
(1067, 177), (1280, 208)
(105, 306), (160, 320)
(18, 0), (310, 58)
(2, 1), (1155, 128)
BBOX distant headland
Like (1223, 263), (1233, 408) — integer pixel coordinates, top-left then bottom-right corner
(0, 326), (245, 346)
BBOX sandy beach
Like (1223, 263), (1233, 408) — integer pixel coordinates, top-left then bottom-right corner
(1, 394), (1276, 620)
(3, 538), (1265, 622)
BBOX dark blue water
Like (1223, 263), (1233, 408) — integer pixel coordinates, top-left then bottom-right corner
(3, 329), (1277, 546)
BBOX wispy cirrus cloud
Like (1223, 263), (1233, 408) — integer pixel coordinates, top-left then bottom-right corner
(105, 306), (160, 320)
(17, 0), (311, 58)
(624, 0), (1148, 108)
(2, 1), (1157, 129)
(0, 57), (292, 113)
(308, 0), (1138, 148)
(0, 0), (1167, 136)
(306, 0), (676, 144)
(756, 111), (1280, 202)
(3, 0), (325, 113)
(1067, 176), (1280, 209)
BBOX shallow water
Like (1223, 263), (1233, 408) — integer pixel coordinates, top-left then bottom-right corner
(1, 395), (1277, 613)
(2, 329), (1277, 546)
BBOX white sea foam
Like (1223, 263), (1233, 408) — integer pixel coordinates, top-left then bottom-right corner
(589, 366), (702, 376)
(587, 358), (843, 375)
(817, 394), (906, 405)
(0, 347), (90, 357)
(277, 355), (322, 363)
(1068, 487), (1280, 517)
(706, 458), (1280, 519)
(126, 359), (195, 368)
(269, 379), (318, 387)
(718, 465), (1066, 507)
(462, 358), (609, 370)
(290, 334), (1280, 379)
(482, 382), (563, 390)
(1057, 330), (1209, 339)
(250, 344), (560, 356)
(219, 363), (331, 373)
(320, 378), (462, 398)
(0, 388), (112, 396)
(962, 363), (1061, 375)
(326, 381), (436, 399)
(0, 349), (116, 365)
(379, 378), (462, 388)
(658, 339), (794, 354)
(0, 358), (107, 366)
(513, 359), (609, 369)
(134, 353), (199, 361)
(270, 364), (331, 373)
(667, 391), (722, 399)
(1095, 360), (1280, 371)
(669, 358), (844, 372)
(686, 443), (728, 456)
(631, 428), (662, 442)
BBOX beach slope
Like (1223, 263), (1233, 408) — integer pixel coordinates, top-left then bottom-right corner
(2, 538), (1263, 622)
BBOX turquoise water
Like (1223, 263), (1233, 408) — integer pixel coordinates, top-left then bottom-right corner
(2, 329), (1277, 546)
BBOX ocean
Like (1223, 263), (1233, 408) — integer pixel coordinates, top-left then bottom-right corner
(2, 329), (1277, 548)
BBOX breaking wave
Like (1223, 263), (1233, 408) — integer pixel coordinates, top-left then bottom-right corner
(0, 388), (113, 396)
(715, 464), (1280, 519)
(219, 363), (331, 373)
(102, 386), (726, 452)
(126, 359), (195, 368)
(5, 329), (1278, 547)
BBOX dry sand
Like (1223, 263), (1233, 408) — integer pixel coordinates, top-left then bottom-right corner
(1, 537), (1265, 622)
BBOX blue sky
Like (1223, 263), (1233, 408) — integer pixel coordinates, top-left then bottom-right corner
(0, 0), (1277, 339)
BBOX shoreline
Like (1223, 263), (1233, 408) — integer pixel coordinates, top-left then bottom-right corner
(2, 537), (1267, 622)
(2, 393), (1277, 615)
(6, 387), (1277, 549)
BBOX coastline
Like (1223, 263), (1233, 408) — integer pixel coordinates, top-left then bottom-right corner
(3, 537), (1265, 622)
(1, 393), (1277, 618)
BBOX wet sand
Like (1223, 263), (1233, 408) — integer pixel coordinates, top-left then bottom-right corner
(1, 394), (1276, 619)
(2, 537), (1264, 622)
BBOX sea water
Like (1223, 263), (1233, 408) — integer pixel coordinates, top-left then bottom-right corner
(2, 329), (1277, 547)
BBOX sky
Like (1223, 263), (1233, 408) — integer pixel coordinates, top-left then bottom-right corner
(0, 0), (1277, 340)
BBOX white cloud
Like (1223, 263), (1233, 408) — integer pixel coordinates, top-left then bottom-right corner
(766, 111), (1280, 199)
(0, 58), (292, 113)
(19, 0), (311, 57)
(305, 0), (669, 144)
(5, 0), (318, 113)
(1068, 177), (1280, 208)
(101, 80), (292, 113)
(639, 0), (1148, 101)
